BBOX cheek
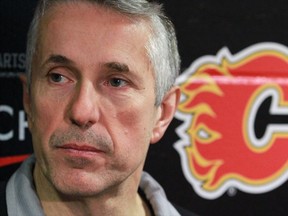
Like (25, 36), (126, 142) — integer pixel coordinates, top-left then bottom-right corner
(29, 94), (64, 147)
(29, 97), (66, 173)
(110, 108), (153, 171)
(114, 104), (156, 145)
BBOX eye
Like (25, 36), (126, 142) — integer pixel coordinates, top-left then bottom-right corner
(48, 72), (70, 84)
(108, 78), (127, 87)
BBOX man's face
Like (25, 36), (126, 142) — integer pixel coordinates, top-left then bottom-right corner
(23, 2), (172, 196)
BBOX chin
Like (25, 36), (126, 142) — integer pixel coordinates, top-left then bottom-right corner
(52, 175), (104, 197)
(48, 168), (118, 198)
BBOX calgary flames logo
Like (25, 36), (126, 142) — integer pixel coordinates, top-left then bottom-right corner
(175, 43), (288, 199)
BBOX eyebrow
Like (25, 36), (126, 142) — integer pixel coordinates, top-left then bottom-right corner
(42, 54), (131, 74)
(42, 54), (75, 67)
(103, 62), (130, 73)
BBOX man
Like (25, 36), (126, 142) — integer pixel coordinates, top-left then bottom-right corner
(0, 0), (195, 215)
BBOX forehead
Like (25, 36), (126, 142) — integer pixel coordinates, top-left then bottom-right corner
(39, 2), (151, 41)
(35, 1), (153, 73)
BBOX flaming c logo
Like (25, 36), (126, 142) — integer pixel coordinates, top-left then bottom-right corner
(174, 43), (288, 199)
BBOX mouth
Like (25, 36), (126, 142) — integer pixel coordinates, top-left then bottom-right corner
(55, 143), (106, 168)
(56, 143), (105, 157)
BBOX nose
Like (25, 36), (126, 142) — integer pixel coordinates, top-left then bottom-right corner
(68, 81), (99, 129)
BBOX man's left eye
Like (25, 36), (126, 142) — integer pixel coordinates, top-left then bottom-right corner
(48, 72), (70, 84)
(109, 78), (127, 87)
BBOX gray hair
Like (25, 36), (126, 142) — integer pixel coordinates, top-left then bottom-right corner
(26, 0), (180, 105)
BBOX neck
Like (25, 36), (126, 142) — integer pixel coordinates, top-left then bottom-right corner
(33, 164), (151, 216)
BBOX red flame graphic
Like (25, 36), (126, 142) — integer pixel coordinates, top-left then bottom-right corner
(179, 51), (288, 191)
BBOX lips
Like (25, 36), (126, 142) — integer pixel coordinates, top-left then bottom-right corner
(56, 143), (105, 168)
(57, 144), (103, 153)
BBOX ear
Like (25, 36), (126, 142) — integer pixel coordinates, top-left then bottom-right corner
(19, 74), (32, 120)
(150, 86), (181, 144)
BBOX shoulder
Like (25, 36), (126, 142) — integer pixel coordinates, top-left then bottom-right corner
(140, 172), (198, 216)
(0, 181), (8, 216)
(174, 204), (199, 216)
